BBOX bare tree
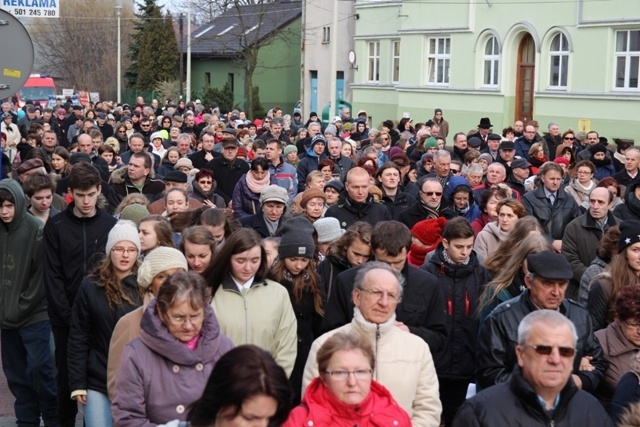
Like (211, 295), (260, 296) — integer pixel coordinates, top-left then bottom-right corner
(171, 0), (270, 24)
(28, 0), (136, 101)
(193, 0), (298, 116)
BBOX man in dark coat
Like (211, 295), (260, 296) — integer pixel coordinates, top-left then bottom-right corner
(455, 309), (612, 427)
(476, 251), (607, 394)
(398, 177), (456, 230)
(203, 137), (250, 203)
(325, 167), (391, 228)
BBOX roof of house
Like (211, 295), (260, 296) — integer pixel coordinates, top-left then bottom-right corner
(189, 0), (302, 57)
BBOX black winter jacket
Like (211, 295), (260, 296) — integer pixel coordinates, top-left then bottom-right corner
(476, 290), (607, 392)
(203, 157), (250, 203)
(522, 185), (580, 240)
(316, 254), (352, 301)
(324, 195), (391, 228)
(614, 181), (640, 220)
(379, 189), (415, 221)
(68, 275), (142, 395)
(423, 247), (491, 379)
(320, 262), (447, 355)
(454, 365), (613, 427)
(43, 205), (117, 327)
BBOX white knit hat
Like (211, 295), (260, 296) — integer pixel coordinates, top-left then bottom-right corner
(106, 220), (141, 254)
(313, 217), (344, 244)
(137, 247), (188, 289)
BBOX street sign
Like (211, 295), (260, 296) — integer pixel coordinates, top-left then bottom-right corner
(0, 0), (59, 18)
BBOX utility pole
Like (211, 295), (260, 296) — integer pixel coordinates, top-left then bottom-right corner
(186, 0), (192, 102)
(116, 0), (122, 103)
(329, 0), (338, 118)
(179, 13), (184, 96)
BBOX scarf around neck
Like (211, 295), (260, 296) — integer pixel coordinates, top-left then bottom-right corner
(246, 170), (270, 193)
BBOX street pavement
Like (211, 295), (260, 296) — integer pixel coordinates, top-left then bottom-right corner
(0, 349), (84, 427)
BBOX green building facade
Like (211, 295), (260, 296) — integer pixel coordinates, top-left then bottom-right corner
(350, 0), (640, 141)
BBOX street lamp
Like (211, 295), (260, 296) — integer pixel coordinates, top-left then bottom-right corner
(116, 0), (122, 104)
(186, 0), (191, 102)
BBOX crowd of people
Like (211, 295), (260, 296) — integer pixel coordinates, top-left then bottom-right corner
(2, 95), (640, 426)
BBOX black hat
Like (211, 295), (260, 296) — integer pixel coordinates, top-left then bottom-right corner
(382, 120), (394, 130)
(618, 220), (640, 253)
(487, 133), (502, 141)
(511, 158), (530, 170)
(527, 251), (572, 280)
(278, 217), (315, 259)
(434, 108), (442, 115)
(589, 143), (608, 156)
(478, 117), (493, 128)
(425, 119), (435, 127)
(309, 112), (318, 119)
(468, 136), (482, 148)
(69, 152), (92, 165)
(324, 180), (344, 193)
(500, 141), (515, 151)
(164, 170), (188, 183)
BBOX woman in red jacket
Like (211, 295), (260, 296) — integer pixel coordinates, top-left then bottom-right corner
(284, 332), (411, 427)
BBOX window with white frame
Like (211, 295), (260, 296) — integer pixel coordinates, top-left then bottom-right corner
(615, 30), (640, 89)
(427, 37), (450, 85)
(368, 41), (380, 82)
(549, 33), (569, 88)
(483, 36), (499, 87)
(392, 40), (401, 83)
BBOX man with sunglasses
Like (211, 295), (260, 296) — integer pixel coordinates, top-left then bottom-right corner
(455, 310), (612, 426)
(398, 177), (456, 229)
(477, 251), (606, 394)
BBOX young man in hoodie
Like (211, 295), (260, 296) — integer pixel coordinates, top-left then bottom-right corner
(0, 179), (58, 427)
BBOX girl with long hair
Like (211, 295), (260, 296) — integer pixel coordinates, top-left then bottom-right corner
(68, 221), (144, 425)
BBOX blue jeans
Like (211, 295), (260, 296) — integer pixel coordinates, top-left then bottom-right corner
(1, 320), (58, 427)
(83, 390), (111, 427)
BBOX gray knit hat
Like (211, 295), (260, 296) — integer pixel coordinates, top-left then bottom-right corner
(278, 217), (315, 259)
(106, 220), (141, 254)
(313, 217), (344, 244)
(284, 145), (298, 155)
(137, 247), (188, 289)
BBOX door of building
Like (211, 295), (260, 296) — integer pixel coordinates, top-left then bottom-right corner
(515, 34), (535, 123)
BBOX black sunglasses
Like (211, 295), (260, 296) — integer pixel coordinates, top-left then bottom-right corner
(525, 345), (575, 358)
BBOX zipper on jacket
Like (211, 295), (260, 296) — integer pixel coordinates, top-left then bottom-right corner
(375, 325), (380, 382)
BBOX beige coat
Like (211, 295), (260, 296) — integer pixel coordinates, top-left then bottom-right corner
(473, 221), (508, 259)
(595, 321), (640, 396)
(302, 308), (442, 427)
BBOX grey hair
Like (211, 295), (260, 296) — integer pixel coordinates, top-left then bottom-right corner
(465, 163), (484, 176)
(627, 148), (640, 158)
(433, 149), (451, 163)
(548, 122), (558, 130)
(308, 122), (321, 131)
(328, 137), (342, 147)
(353, 261), (405, 300)
(271, 117), (284, 127)
(177, 133), (192, 143)
(487, 162), (506, 175)
(517, 310), (578, 347)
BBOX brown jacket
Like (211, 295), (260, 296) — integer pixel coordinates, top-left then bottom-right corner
(594, 321), (640, 397)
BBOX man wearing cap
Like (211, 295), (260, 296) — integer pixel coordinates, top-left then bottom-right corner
(562, 187), (619, 298)
(297, 134), (329, 193)
(325, 167), (391, 228)
(239, 185), (288, 238)
(468, 117), (493, 149)
(203, 136), (249, 204)
(482, 133), (502, 161)
(456, 310), (612, 427)
(477, 250), (606, 394)
(505, 158), (531, 196)
(18, 106), (39, 139)
(96, 112), (114, 139)
(432, 108), (448, 140)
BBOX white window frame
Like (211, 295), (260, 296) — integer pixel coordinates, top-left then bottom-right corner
(368, 41), (380, 83)
(482, 36), (499, 87)
(549, 33), (569, 89)
(392, 40), (401, 83)
(615, 30), (640, 90)
(427, 37), (450, 86)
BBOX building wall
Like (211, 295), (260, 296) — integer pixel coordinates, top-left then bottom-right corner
(190, 18), (302, 112)
(351, 0), (640, 141)
(302, 0), (355, 119)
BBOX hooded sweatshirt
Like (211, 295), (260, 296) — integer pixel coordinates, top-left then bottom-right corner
(0, 179), (48, 329)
